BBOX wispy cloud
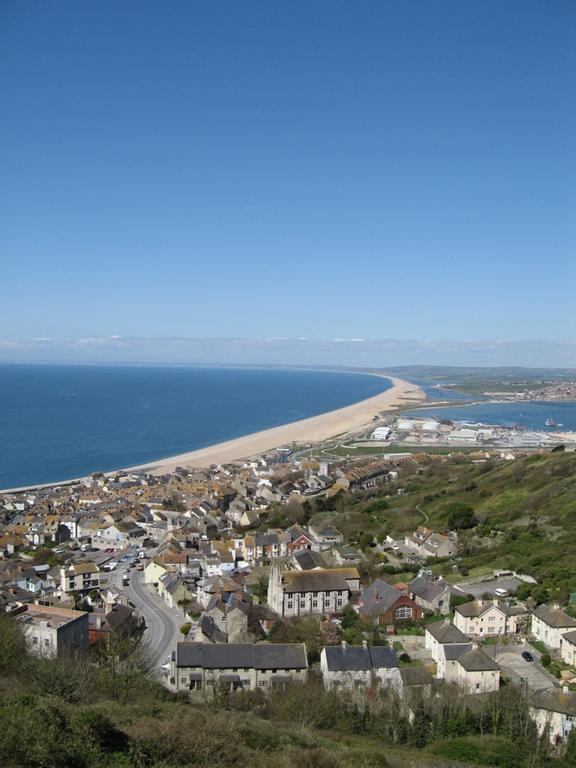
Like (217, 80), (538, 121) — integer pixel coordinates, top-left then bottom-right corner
(1, 336), (576, 368)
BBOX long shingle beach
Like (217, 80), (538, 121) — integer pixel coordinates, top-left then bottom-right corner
(122, 375), (424, 474)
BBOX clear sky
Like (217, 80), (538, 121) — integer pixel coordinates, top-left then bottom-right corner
(1, 1), (575, 363)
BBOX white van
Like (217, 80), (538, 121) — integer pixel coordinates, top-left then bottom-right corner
(494, 587), (508, 598)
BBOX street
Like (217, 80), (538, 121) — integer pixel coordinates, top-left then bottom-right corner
(103, 549), (185, 673)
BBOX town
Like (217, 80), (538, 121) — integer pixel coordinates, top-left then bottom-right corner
(2, 437), (576, 756)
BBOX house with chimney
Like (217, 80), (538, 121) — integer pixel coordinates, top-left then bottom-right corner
(320, 641), (399, 690)
(453, 599), (521, 637)
(358, 579), (422, 626)
(531, 604), (576, 651)
(171, 642), (308, 696)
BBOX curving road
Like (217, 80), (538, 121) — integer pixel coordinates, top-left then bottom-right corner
(124, 566), (184, 672)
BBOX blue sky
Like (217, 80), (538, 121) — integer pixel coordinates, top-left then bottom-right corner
(1, 1), (575, 364)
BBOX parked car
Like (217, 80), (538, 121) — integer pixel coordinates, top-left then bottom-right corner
(522, 651), (534, 662)
(105, 548), (115, 553)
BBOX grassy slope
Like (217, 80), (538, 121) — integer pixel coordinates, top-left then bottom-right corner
(320, 451), (576, 599)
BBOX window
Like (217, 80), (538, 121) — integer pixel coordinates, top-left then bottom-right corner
(259, 680), (268, 687)
(287, 601), (293, 609)
(312, 601), (318, 608)
(395, 605), (412, 620)
(181, 677), (187, 684)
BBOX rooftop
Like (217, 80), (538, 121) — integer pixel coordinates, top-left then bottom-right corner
(13, 604), (87, 630)
(175, 642), (308, 670)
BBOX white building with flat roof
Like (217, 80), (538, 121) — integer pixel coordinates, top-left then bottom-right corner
(13, 604), (89, 658)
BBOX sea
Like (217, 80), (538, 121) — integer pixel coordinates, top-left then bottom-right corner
(0, 364), (391, 489)
(403, 400), (576, 432)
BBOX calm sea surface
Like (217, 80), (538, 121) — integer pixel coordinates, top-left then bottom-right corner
(403, 401), (576, 431)
(0, 365), (390, 488)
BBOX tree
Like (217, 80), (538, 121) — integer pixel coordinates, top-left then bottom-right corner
(180, 622), (192, 637)
(93, 632), (155, 703)
(0, 615), (28, 677)
(445, 502), (478, 530)
(26, 652), (91, 703)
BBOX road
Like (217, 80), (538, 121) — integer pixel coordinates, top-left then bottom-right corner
(104, 549), (185, 673)
(126, 568), (184, 670)
(456, 577), (523, 598)
(487, 643), (557, 692)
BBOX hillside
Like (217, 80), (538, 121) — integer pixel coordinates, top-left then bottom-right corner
(313, 450), (576, 601)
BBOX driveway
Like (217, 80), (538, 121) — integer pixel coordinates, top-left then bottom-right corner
(494, 644), (557, 691)
(457, 577), (522, 598)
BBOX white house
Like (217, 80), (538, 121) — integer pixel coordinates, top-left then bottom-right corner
(529, 688), (576, 745)
(560, 631), (576, 667)
(320, 642), (399, 690)
(453, 599), (520, 637)
(448, 647), (500, 694)
(531, 605), (576, 651)
(425, 621), (472, 679)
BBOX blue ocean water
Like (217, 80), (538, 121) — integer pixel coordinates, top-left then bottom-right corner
(403, 401), (576, 431)
(0, 365), (391, 489)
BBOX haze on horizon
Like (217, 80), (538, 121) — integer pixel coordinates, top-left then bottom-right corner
(1, 1), (575, 366)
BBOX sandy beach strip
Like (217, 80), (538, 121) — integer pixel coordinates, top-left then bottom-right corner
(120, 375), (425, 474)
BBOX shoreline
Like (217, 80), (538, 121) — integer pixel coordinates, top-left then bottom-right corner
(0, 374), (424, 492)
(118, 374), (425, 474)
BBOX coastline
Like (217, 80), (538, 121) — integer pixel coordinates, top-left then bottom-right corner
(119, 375), (424, 475)
(0, 375), (424, 493)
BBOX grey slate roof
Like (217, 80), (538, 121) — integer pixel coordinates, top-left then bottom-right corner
(456, 599), (509, 618)
(443, 642), (473, 660)
(457, 648), (499, 672)
(561, 630), (576, 647)
(409, 576), (449, 603)
(175, 642), (307, 670)
(533, 605), (576, 629)
(426, 620), (470, 644)
(293, 549), (327, 570)
(282, 568), (358, 594)
(323, 644), (397, 672)
(358, 579), (404, 616)
(529, 688), (576, 716)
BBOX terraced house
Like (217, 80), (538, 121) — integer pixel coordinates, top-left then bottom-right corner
(52, 561), (101, 596)
(171, 642), (308, 696)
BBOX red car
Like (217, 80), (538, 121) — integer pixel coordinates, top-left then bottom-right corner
(105, 548), (115, 553)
